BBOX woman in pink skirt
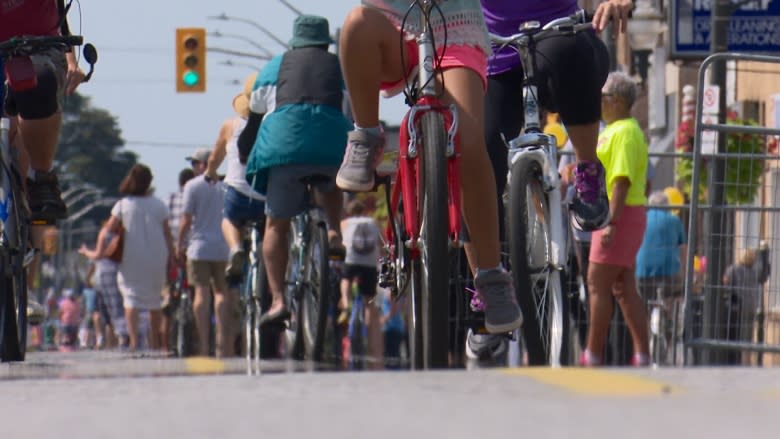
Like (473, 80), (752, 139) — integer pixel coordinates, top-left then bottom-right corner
(583, 71), (650, 366)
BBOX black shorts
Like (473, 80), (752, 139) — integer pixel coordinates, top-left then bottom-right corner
(342, 264), (378, 298)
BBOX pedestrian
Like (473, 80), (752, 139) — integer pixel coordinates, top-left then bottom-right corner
(90, 164), (175, 351)
(79, 221), (129, 349)
(583, 71), (650, 367)
(58, 288), (81, 351)
(177, 150), (233, 357)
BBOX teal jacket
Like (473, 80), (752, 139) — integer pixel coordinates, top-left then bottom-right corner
(244, 47), (352, 194)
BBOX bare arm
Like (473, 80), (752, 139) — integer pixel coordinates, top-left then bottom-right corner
(177, 213), (193, 260)
(78, 216), (120, 260)
(207, 120), (232, 180)
(609, 176), (630, 222)
(163, 219), (175, 262)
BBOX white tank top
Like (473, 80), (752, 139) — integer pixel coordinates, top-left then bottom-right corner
(224, 117), (265, 200)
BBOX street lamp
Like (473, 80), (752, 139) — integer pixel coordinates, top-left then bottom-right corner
(626, 0), (666, 86)
(209, 30), (273, 57)
(278, 0), (304, 17)
(208, 13), (289, 50)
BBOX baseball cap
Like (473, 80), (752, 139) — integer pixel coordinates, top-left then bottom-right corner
(186, 147), (211, 163)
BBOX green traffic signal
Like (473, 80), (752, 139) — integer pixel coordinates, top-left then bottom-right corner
(183, 70), (200, 87)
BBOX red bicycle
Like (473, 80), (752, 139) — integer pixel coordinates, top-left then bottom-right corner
(377, 0), (461, 370)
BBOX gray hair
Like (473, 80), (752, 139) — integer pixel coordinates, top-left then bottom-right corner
(648, 190), (669, 207)
(603, 71), (638, 109)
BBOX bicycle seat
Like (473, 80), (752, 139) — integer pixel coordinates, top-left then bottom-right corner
(298, 174), (332, 186)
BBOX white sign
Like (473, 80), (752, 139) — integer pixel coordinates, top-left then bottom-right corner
(701, 114), (719, 154)
(703, 85), (720, 115)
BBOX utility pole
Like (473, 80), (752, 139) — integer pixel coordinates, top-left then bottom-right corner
(701, 0), (732, 365)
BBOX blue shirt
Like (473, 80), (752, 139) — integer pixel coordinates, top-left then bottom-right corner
(382, 294), (405, 333)
(635, 209), (686, 278)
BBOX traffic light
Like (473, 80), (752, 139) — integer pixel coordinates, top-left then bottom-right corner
(176, 27), (206, 93)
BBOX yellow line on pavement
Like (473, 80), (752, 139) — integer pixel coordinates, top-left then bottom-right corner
(184, 357), (227, 375)
(503, 368), (678, 396)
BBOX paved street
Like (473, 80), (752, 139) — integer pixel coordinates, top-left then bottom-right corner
(2, 351), (779, 438)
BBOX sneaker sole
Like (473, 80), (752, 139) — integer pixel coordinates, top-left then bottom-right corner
(484, 314), (524, 334)
(336, 175), (375, 193)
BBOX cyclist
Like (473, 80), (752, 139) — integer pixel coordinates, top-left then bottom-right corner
(1, 0), (86, 223)
(238, 15), (350, 325)
(467, 0), (635, 362)
(205, 73), (266, 279)
(335, 0), (524, 334)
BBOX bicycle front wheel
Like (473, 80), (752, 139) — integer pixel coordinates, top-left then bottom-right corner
(417, 111), (450, 369)
(0, 259), (26, 362)
(508, 155), (569, 366)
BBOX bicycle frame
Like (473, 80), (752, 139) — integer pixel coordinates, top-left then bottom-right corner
(386, 0), (461, 257)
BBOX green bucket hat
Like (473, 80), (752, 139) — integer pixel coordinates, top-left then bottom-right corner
(288, 14), (333, 48)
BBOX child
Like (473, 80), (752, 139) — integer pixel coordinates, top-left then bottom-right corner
(58, 289), (82, 351)
(335, 0), (522, 334)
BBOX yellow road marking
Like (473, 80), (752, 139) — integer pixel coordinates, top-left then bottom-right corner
(184, 357), (227, 375)
(503, 368), (678, 396)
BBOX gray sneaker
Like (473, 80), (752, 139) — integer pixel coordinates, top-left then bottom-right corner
(475, 268), (523, 334)
(27, 299), (46, 326)
(336, 130), (385, 192)
(225, 248), (247, 279)
(465, 329), (507, 362)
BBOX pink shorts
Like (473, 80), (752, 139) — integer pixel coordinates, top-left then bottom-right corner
(589, 205), (647, 268)
(380, 39), (488, 94)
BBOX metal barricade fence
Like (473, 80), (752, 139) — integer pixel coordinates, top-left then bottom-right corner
(683, 52), (780, 366)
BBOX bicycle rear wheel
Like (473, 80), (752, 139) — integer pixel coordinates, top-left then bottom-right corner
(0, 260), (26, 362)
(300, 218), (330, 362)
(417, 111), (450, 369)
(508, 155), (569, 366)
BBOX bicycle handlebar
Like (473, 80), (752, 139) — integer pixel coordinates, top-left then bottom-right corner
(489, 11), (594, 49)
(0, 35), (84, 55)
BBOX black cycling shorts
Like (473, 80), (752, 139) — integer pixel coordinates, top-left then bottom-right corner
(342, 264), (379, 298)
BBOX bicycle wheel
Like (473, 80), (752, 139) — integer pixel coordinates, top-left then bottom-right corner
(0, 261), (26, 362)
(508, 155), (569, 366)
(416, 111), (450, 369)
(175, 293), (196, 357)
(300, 219), (330, 362)
(283, 220), (305, 360)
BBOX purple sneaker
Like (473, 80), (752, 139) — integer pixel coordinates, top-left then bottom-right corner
(570, 160), (610, 232)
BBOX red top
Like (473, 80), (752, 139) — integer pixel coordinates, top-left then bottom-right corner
(0, 0), (61, 42)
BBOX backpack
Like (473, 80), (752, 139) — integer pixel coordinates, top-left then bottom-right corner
(351, 221), (377, 255)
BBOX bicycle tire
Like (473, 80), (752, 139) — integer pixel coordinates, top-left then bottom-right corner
(418, 111), (450, 369)
(301, 220), (330, 362)
(0, 267), (25, 362)
(508, 155), (569, 366)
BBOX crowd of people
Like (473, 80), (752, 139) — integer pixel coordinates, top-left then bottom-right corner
(14, 0), (773, 367)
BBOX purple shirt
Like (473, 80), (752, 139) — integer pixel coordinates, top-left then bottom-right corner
(481, 0), (579, 75)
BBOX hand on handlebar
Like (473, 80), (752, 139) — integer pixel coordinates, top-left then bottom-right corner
(64, 54), (85, 95)
(592, 0), (633, 34)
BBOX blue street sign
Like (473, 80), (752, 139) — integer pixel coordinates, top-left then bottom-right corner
(671, 0), (780, 59)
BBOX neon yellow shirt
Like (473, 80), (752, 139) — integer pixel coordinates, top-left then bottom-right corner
(597, 117), (648, 206)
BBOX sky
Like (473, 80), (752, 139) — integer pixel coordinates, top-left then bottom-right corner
(76, 0), (408, 198)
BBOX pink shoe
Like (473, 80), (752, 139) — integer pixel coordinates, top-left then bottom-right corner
(579, 350), (602, 367)
(631, 353), (650, 367)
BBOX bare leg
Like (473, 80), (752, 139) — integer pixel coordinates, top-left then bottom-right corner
(314, 187), (344, 241)
(567, 123), (600, 162)
(125, 307), (139, 351)
(441, 67), (500, 270)
(612, 269), (650, 355)
(586, 262), (622, 358)
(214, 290), (235, 358)
(19, 114), (61, 171)
(148, 310), (163, 351)
(339, 6), (407, 128)
(192, 285), (212, 356)
(263, 217), (291, 314)
(221, 218), (242, 250)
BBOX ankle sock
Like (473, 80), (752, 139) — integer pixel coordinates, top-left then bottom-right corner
(354, 124), (382, 137)
(477, 265), (503, 278)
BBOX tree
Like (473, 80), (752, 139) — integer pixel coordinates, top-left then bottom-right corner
(56, 93), (137, 226)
